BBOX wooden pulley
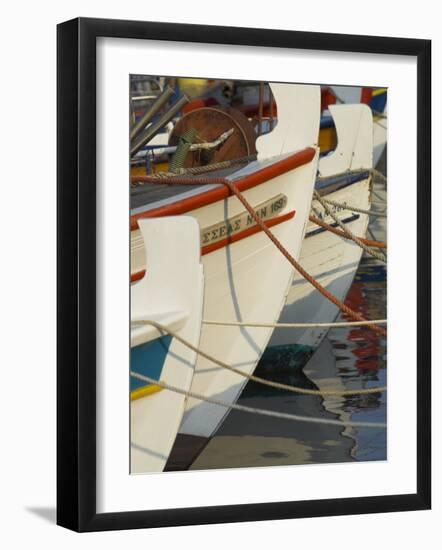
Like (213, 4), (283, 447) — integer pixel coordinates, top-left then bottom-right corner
(168, 106), (257, 168)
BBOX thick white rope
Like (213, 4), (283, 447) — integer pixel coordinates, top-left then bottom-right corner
(132, 320), (387, 397)
(130, 371), (386, 429)
(134, 154), (256, 181)
(203, 319), (387, 328)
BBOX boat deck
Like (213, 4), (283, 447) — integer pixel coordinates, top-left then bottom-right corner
(131, 166), (240, 210)
(130, 152), (296, 215)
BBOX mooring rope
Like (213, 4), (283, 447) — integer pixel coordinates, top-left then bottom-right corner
(132, 319), (387, 396)
(130, 173), (387, 337)
(203, 319), (387, 328)
(308, 214), (387, 249)
(313, 190), (387, 264)
(225, 181), (387, 336)
(131, 154), (256, 183)
(130, 371), (386, 429)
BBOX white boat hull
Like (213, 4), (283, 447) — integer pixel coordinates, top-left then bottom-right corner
(131, 84), (321, 447)
(130, 217), (204, 473)
(180, 158), (318, 438)
(130, 154), (319, 445)
(327, 86), (387, 168)
(373, 110), (387, 167)
(266, 176), (371, 364)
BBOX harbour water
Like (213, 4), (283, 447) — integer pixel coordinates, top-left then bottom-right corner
(190, 256), (387, 470)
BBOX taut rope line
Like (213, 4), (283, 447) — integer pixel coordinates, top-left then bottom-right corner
(308, 214), (387, 249)
(313, 190), (387, 264)
(225, 180), (387, 336)
(203, 319), (387, 328)
(132, 319), (387, 397)
(131, 173), (387, 337)
(130, 370), (387, 429)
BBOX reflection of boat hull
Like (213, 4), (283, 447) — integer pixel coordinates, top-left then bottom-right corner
(303, 338), (357, 445)
(266, 175), (371, 363)
(190, 339), (355, 470)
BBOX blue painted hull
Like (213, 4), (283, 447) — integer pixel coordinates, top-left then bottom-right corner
(131, 335), (172, 392)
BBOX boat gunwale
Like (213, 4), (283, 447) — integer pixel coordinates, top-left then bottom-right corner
(315, 169), (371, 196)
(130, 146), (316, 230)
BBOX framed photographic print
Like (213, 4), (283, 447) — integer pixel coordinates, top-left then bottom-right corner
(57, 17), (431, 531)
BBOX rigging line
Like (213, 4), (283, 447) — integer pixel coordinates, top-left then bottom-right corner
(130, 371), (387, 429)
(313, 190), (387, 263)
(132, 319), (387, 397)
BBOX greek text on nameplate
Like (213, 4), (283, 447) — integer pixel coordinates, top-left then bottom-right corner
(201, 194), (288, 246)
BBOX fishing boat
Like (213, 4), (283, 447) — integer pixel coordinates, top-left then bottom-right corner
(264, 103), (375, 370)
(130, 216), (204, 473)
(322, 86), (387, 167)
(232, 83), (386, 168)
(130, 83), (321, 468)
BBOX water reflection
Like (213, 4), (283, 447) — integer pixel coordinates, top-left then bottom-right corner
(191, 258), (387, 470)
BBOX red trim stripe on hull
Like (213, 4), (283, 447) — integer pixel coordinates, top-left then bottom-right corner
(131, 209), (296, 283)
(130, 147), (315, 230)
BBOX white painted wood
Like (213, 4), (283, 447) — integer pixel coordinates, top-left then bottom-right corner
(327, 86), (387, 168)
(318, 104), (373, 176)
(256, 83), (321, 159)
(130, 217), (204, 473)
(179, 84), (320, 438)
(268, 99), (375, 353)
(131, 84), (321, 440)
(131, 311), (188, 347)
(268, 177), (371, 351)
(179, 157), (318, 437)
(373, 101), (387, 167)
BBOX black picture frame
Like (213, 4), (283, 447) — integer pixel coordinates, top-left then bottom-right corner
(57, 17), (431, 532)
